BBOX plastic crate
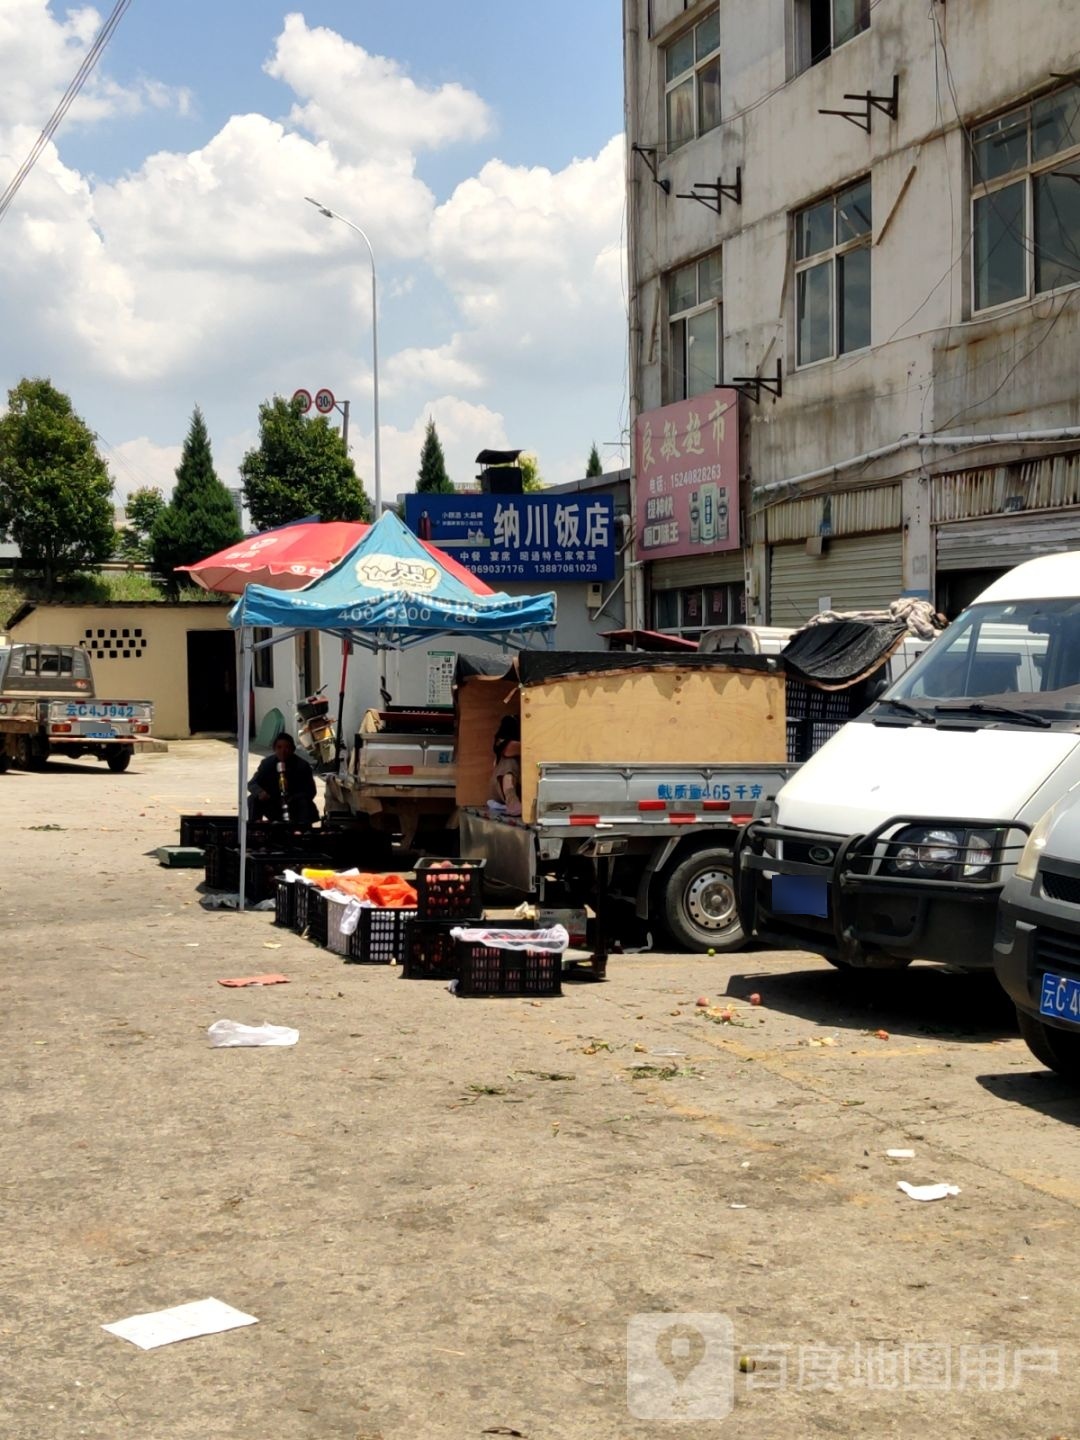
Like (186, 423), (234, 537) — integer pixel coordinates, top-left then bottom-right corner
(401, 920), (460, 980)
(304, 890), (329, 946)
(204, 840), (239, 892)
(346, 907), (417, 965)
(274, 879), (298, 929)
(414, 858), (486, 922)
(180, 813), (236, 848)
(455, 939), (562, 998)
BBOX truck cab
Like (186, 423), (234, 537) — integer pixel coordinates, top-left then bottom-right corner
(737, 554), (1080, 971)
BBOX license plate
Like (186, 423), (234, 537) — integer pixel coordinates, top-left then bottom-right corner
(1039, 972), (1080, 1027)
(84, 728), (117, 739)
(772, 874), (829, 918)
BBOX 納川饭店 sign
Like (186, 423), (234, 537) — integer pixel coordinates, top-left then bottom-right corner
(634, 391), (739, 560)
(403, 493), (615, 582)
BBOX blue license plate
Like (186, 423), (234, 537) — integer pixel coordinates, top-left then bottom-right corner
(772, 874), (829, 918)
(1039, 972), (1080, 1027)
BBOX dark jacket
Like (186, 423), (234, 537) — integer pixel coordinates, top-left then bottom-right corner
(250, 752), (317, 824)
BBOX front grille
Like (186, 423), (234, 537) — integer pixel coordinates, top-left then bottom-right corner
(1041, 868), (1080, 906)
(1033, 926), (1080, 977)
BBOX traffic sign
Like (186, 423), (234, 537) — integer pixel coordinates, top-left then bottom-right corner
(315, 387), (336, 415)
(292, 388), (313, 414)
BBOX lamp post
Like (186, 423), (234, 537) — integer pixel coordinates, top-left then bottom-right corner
(305, 196), (382, 515)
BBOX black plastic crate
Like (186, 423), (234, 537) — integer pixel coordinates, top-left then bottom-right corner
(247, 852), (331, 907)
(414, 858), (486, 921)
(401, 920), (460, 980)
(455, 940), (562, 998)
(304, 890), (329, 946)
(275, 878), (298, 928)
(346, 907), (417, 964)
(180, 813), (235, 848)
(204, 840), (240, 891)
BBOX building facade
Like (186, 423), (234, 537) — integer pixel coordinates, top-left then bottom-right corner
(625, 0), (1080, 636)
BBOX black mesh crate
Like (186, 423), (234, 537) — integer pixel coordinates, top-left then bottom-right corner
(346, 907), (417, 964)
(304, 890), (329, 946)
(274, 878), (298, 928)
(204, 840), (240, 891)
(401, 920), (460, 980)
(455, 939), (562, 998)
(414, 858), (486, 922)
(180, 813), (235, 849)
(247, 853), (331, 907)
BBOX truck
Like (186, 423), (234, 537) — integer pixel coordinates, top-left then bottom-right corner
(736, 554), (1080, 973)
(0, 643), (154, 773)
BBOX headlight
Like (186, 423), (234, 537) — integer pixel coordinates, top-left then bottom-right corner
(886, 825), (1002, 882)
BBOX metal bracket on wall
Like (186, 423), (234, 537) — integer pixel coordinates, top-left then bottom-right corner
(676, 168), (743, 215)
(630, 144), (670, 194)
(727, 359), (783, 404)
(819, 75), (900, 133)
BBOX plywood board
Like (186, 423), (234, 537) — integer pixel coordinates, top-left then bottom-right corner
(455, 676), (519, 807)
(519, 668), (785, 820)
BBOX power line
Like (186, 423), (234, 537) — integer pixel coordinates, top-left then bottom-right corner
(0, 0), (133, 227)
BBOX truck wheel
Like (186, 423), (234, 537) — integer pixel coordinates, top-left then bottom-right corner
(1017, 1009), (1080, 1081)
(106, 750), (131, 773)
(663, 847), (744, 954)
(0, 754), (8, 774)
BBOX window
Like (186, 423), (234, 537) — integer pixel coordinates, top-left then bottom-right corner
(795, 179), (872, 366)
(971, 81), (1080, 313)
(667, 251), (723, 401)
(253, 628), (274, 688)
(665, 10), (721, 152)
(652, 583), (745, 638)
(792, 0), (869, 75)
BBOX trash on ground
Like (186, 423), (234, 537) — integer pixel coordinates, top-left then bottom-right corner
(207, 1019), (299, 1047)
(873, 1029), (891, 1041)
(886, 1148), (916, 1159)
(102, 1297), (258, 1350)
(199, 893), (275, 911)
(217, 975), (290, 988)
(897, 1181), (960, 1202)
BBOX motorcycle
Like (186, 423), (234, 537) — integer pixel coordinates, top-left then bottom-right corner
(296, 688), (338, 772)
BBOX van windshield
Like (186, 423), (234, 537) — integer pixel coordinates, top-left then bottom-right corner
(882, 598), (1080, 723)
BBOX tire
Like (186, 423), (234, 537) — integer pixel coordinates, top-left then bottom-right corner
(106, 750), (131, 773)
(1017, 1009), (1080, 1081)
(662, 846), (744, 954)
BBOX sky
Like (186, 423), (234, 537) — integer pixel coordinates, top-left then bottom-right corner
(0, 0), (628, 510)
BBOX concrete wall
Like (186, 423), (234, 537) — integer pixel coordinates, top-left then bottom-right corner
(626, 0), (1080, 616)
(7, 603), (234, 738)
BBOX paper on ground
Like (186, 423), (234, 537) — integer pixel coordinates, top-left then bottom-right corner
(897, 1181), (960, 1202)
(207, 1019), (299, 1047)
(103, 1297), (258, 1350)
(217, 974), (290, 988)
(886, 1149), (916, 1159)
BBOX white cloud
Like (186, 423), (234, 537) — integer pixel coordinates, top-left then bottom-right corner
(382, 338), (485, 397)
(100, 435), (182, 502)
(265, 13), (491, 160)
(348, 395), (508, 502)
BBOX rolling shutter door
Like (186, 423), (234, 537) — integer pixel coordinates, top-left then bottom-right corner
(936, 511), (1080, 571)
(769, 533), (903, 627)
(650, 551), (747, 589)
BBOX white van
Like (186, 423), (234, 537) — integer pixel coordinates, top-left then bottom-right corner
(736, 554), (1080, 971)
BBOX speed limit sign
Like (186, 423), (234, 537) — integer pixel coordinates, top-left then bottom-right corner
(292, 388), (313, 414)
(315, 387), (336, 415)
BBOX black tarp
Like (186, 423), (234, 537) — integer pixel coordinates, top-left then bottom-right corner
(454, 650), (778, 689)
(781, 620), (907, 689)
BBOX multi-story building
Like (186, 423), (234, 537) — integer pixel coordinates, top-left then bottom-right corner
(624, 0), (1080, 636)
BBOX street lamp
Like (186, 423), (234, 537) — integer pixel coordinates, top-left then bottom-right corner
(305, 196), (382, 515)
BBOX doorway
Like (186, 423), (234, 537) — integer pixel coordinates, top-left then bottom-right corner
(187, 630), (237, 733)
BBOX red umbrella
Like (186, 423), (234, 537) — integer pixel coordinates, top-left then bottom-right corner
(180, 519), (493, 595)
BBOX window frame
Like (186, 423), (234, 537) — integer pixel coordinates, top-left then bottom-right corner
(791, 0), (870, 77)
(663, 9), (722, 154)
(666, 250), (724, 403)
(652, 582), (746, 639)
(793, 178), (873, 369)
(970, 80), (1080, 317)
(253, 628), (275, 688)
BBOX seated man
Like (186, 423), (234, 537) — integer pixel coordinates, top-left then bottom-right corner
(248, 733), (319, 827)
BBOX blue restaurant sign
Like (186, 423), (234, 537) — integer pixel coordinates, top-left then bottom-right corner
(404, 493), (616, 583)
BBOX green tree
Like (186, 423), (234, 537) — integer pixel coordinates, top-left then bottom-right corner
(416, 417), (453, 493)
(150, 408), (243, 586)
(519, 453), (544, 493)
(0, 377), (116, 590)
(116, 486), (165, 562)
(585, 443), (603, 478)
(240, 394), (371, 529)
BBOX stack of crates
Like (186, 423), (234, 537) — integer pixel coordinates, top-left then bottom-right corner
(402, 860), (486, 980)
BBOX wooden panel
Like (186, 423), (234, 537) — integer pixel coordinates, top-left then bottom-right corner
(455, 677), (519, 807)
(519, 667), (785, 821)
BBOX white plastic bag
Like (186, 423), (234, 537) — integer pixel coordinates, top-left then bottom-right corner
(207, 1019), (299, 1048)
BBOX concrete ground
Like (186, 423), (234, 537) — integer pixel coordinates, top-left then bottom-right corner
(2, 739), (1078, 1439)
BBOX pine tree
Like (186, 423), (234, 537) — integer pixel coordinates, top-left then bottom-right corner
(416, 418), (453, 493)
(585, 442), (603, 477)
(151, 407), (243, 587)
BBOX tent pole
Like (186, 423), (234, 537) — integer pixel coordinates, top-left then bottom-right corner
(238, 628), (254, 912)
(335, 637), (351, 771)
(235, 625), (246, 817)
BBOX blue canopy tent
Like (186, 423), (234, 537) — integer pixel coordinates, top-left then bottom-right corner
(228, 511), (557, 907)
